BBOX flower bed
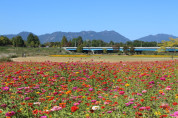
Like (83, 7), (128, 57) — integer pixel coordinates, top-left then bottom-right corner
(0, 60), (177, 117)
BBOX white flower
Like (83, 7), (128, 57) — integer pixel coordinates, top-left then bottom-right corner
(33, 102), (41, 105)
(92, 106), (100, 110)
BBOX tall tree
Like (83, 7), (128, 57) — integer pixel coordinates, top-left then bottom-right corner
(77, 44), (83, 53)
(77, 36), (83, 46)
(61, 36), (68, 47)
(11, 36), (25, 47)
(27, 33), (40, 47)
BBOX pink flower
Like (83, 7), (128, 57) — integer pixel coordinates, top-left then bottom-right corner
(125, 103), (130, 106)
(137, 93), (142, 96)
(129, 102), (134, 104)
(73, 102), (80, 106)
(5, 111), (15, 117)
(2, 87), (9, 91)
(104, 102), (109, 105)
(160, 77), (166, 81)
(170, 111), (178, 117)
(165, 86), (171, 90)
(91, 100), (96, 103)
(24, 97), (30, 100)
(142, 90), (147, 93)
(89, 88), (93, 91)
(107, 111), (112, 113)
(119, 91), (125, 95)
(130, 98), (134, 101)
(133, 106), (137, 109)
(40, 116), (47, 118)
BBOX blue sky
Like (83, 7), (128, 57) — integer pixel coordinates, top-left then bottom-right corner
(0, 0), (178, 40)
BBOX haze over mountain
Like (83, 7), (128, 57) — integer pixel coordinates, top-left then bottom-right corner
(135, 34), (178, 42)
(1, 31), (177, 44)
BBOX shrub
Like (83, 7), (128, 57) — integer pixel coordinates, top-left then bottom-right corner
(0, 57), (12, 62)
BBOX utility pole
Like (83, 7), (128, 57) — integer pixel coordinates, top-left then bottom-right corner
(75, 39), (76, 47)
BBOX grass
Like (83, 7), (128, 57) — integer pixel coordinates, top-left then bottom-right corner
(0, 46), (68, 57)
(1, 46), (178, 62)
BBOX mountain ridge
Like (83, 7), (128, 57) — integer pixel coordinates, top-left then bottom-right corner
(1, 31), (177, 44)
(135, 34), (178, 42)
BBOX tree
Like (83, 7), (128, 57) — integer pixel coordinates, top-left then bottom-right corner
(77, 44), (83, 53)
(27, 33), (40, 47)
(158, 38), (178, 59)
(130, 46), (135, 55)
(34, 36), (40, 47)
(61, 36), (68, 47)
(11, 36), (25, 47)
(103, 48), (107, 54)
(123, 45), (129, 55)
(112, 44), (120, 53)
(0, 36), (11, 46)
(77, 36), (83, 46)
(109, 41), (114, 46)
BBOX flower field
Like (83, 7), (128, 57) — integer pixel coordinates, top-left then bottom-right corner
(0, 60), (178, 118)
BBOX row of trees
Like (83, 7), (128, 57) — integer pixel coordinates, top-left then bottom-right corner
(0, 33), (40, 47)
(44, 36), (159, 48)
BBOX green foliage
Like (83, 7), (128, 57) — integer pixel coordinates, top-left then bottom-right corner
(158, 38), (178, 52)
(130, 46), (135, 55)
(27, 33), (40, 47)
(126, 40), (157, 47)
(0, 57), (12, 62)
(71, 36), (83, 47)
(61, 36), (68, 47)
(44, 42), (61, 47)
(123, 45), (129, 55)
(77, 45), (83, 53)
(103, 48), (107, 54)
(112, 44), (120, 53)
(109, 41), (114, 46)
(11, 36), (25, 47)
(0, 36), (11, 46)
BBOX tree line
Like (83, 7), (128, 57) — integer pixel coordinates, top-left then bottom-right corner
(1, 34), (175, 50)
(43, 36), (159, 48)
(0, 33), (40, 47)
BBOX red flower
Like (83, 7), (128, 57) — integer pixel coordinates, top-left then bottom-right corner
(71, 106), (79, 112)
(140, 99), (144, 102)
(135, 112), (143, 116)
(159, 115), (168, 118)
(172, 102), (177, 106)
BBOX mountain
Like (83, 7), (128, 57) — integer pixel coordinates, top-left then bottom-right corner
(39, 30), (130, 43)
(1, 31), (32, 41)
(1, 31), (130, 43)
(135, 34), (178, 42)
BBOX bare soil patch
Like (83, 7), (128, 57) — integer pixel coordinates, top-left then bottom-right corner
(12, 56), (177, 62)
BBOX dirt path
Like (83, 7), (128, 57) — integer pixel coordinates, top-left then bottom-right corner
(12, 56), (177, 63)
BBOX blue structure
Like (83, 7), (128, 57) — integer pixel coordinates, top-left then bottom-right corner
(64, 47), (178, 53)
